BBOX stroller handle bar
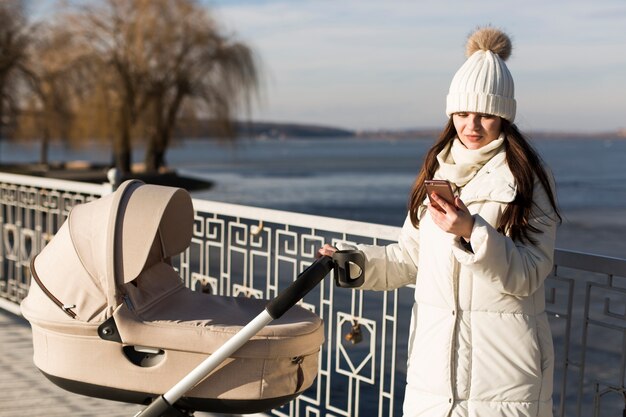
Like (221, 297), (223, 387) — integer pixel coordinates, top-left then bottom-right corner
(266, 255), (335, 319)
(135, 252), (364, 417)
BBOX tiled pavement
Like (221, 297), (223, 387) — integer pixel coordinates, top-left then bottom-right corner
(0, 309), (145, 417)
(0, 308), (239, 417)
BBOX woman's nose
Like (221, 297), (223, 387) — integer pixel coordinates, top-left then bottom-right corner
(467, 114), (480, 130)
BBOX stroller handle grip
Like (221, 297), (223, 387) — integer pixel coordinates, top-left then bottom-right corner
(266, 256), (335, 319)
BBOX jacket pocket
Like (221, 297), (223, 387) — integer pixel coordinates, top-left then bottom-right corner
(470, 311), (542, 402)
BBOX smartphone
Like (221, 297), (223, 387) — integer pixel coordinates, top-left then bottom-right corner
(424, 179), (455, 211)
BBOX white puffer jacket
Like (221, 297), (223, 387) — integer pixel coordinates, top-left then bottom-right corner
(341, 151), (557, 417)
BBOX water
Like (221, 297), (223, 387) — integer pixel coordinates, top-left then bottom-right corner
(166, 136), (626, 212)
(2, 136), (626, 257)
(176, 137), (425, 226)
(173, 136), (626, 259)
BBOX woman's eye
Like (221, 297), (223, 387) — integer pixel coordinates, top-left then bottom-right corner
(456, 113), (468, 117)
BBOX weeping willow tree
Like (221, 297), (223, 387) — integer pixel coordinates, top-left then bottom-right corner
(0, 0), (33, 150)
(17, 23), (88, 166)
(58, 0), (260, 174)
(138, 0), (259, 172)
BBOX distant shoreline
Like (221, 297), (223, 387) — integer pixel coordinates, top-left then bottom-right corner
(355, 129), (626, 141)
(192, 120), (626, 141)
(4, 119), (626, 144)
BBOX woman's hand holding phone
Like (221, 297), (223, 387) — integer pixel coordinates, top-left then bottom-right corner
(425, 180), (455, 212)
(425, 180), (474, 240)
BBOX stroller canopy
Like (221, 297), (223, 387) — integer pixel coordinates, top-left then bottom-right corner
(24, 180), (194, 323)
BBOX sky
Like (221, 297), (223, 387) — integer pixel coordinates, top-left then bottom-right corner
(201, 0), (626, 133)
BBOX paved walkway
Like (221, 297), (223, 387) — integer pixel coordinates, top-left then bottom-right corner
(0, 308), (146, 417)
(0, 307), (242, 417)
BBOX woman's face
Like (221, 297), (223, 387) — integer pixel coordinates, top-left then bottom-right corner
(452, 112), (502, 150)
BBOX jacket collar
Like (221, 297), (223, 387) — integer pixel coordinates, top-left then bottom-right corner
(419, 151), (517, 219)
(458, 152), (517, 204)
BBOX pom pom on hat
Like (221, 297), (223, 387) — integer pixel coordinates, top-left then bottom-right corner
(446, 26), (516, 122)
(465, 26), (512, 61)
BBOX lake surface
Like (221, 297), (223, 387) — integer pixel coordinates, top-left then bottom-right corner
(2, 135), (626, 257)
(175, 136), (626, 259)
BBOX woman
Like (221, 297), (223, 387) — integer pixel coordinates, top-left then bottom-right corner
(319, 27), (561, 417)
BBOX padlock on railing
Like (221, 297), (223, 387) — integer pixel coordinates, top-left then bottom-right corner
(345, 320), (363, 344)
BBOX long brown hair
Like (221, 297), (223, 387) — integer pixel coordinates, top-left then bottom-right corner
(408, 118), (561, 244)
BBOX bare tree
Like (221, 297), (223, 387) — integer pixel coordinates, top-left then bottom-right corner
(61, 0), (153, 174)
(0, 0), (32, 148)
(18, 24), (82, 166)
(137, 0), (259, 172)
(57, 0), (259, 175)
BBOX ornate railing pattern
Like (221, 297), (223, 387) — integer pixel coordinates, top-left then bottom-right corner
(187, 199), (407, 417)
(547, 250), (626, 417)
(0, 172), (624, 417)
(0, 174), (110, 307)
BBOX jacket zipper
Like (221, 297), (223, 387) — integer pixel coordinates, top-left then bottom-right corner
(447, 258), (461, 415)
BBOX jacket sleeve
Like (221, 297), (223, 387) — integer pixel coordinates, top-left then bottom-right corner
(451, 178), (558, 297)
(337, 215), (419, 291)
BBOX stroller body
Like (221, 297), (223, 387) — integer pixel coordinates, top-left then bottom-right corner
(21, 180), (324, 414)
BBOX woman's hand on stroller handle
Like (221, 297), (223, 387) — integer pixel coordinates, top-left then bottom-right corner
(318, 244), (337, 258)
(318, 244), (365, 289)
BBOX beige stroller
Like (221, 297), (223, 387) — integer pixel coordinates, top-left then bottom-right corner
(21, 180), (364, 416)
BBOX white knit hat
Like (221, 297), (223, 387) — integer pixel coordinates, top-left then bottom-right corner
(446, 27), (516, 122)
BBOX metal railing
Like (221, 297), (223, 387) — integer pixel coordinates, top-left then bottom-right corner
(0, 172), (624, 417)
(0, 173), (111, 310)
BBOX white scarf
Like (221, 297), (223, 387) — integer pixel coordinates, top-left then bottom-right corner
(434, 133), (506, 188)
